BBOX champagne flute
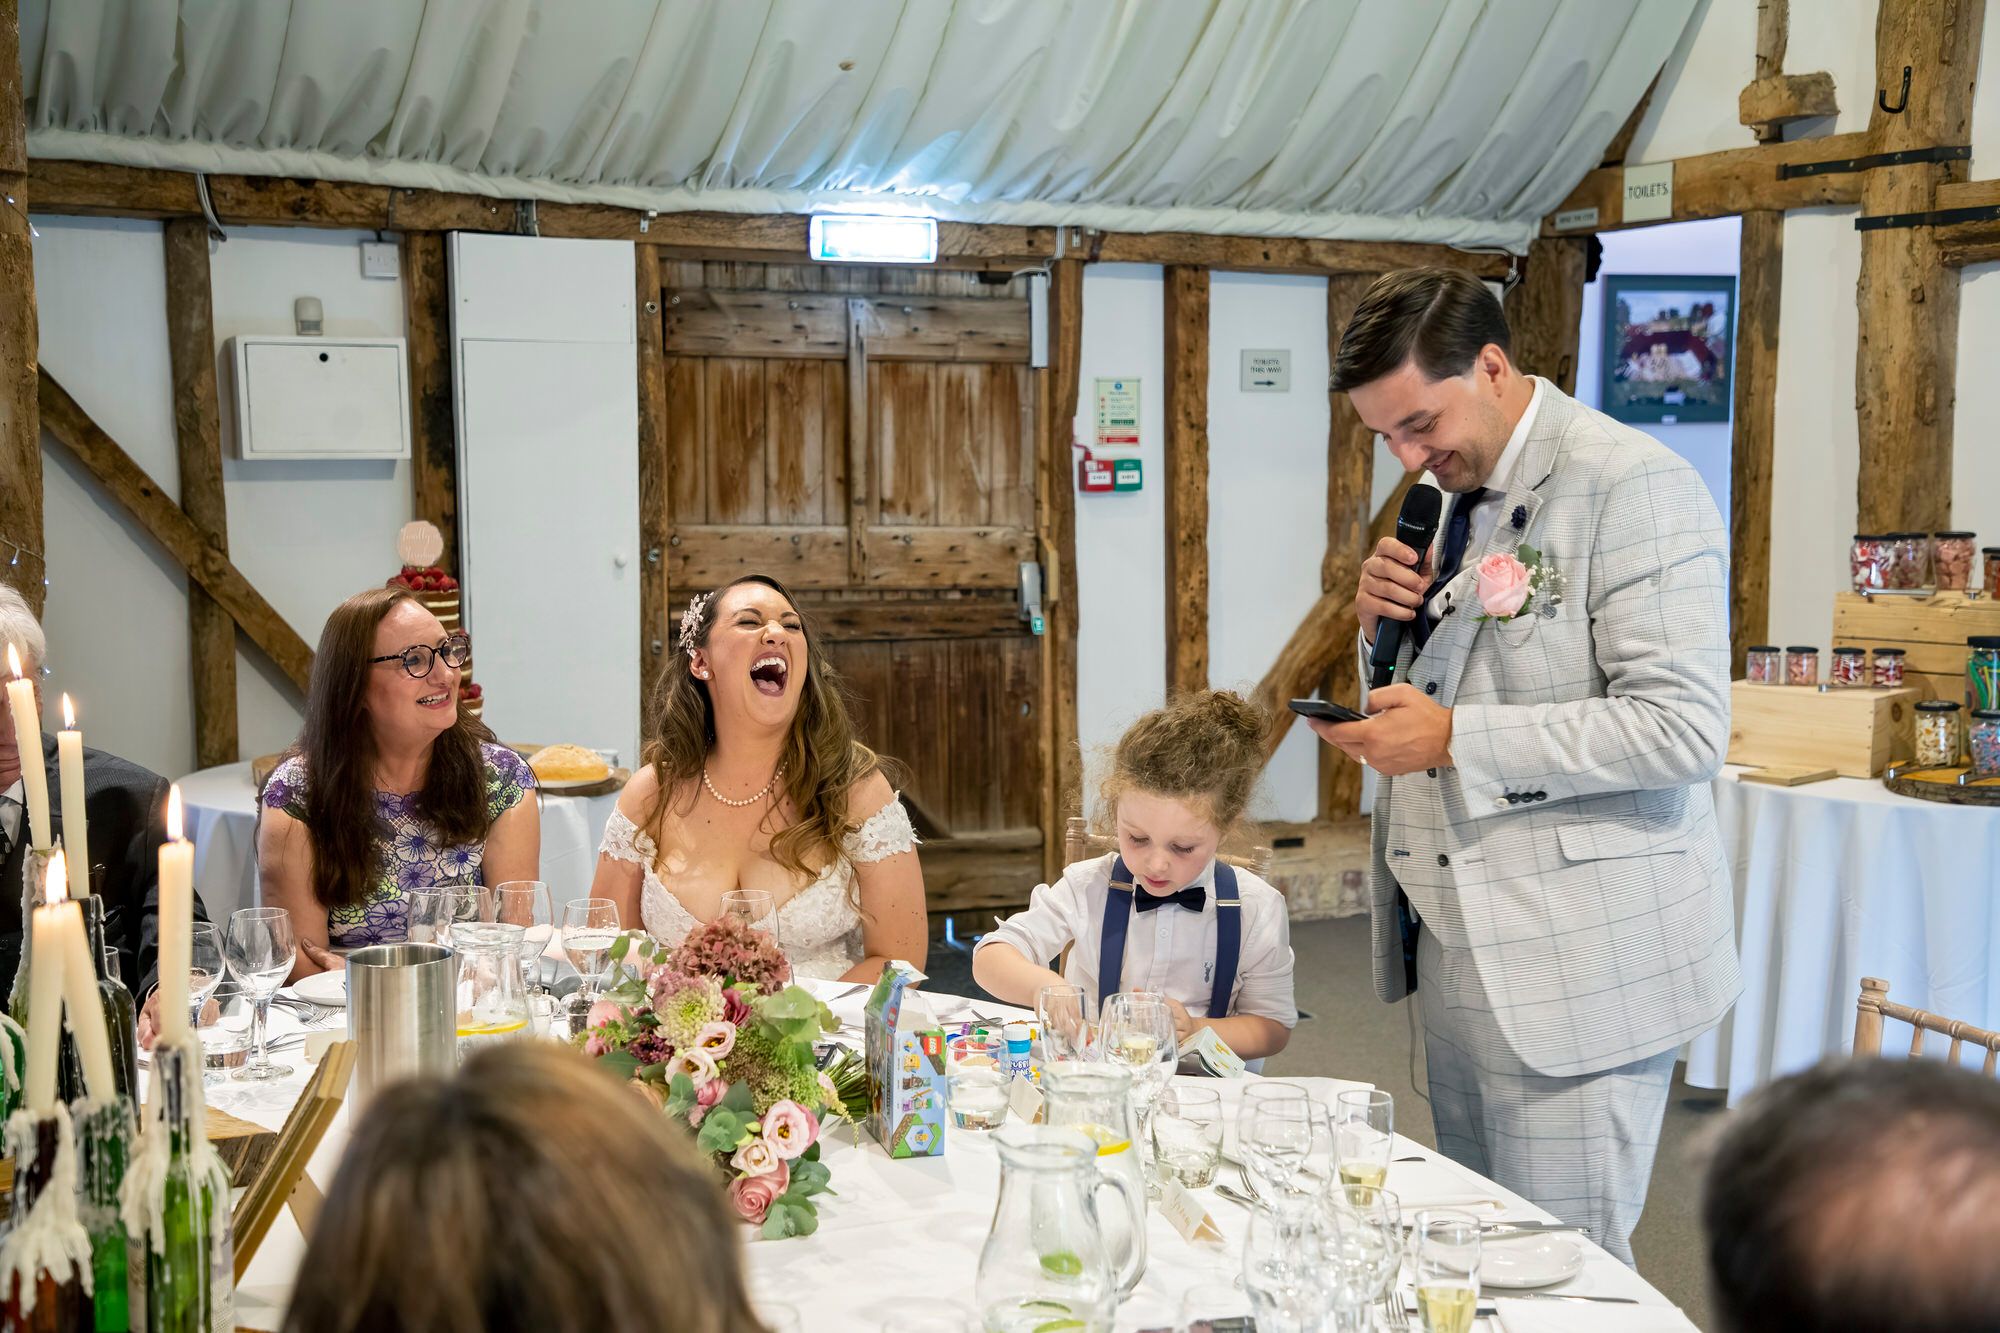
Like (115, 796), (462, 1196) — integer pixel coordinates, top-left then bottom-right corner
(719, 889), (781, 948)
(223, 906), (297, 1082)
(1334, 1088), (1395, 1198)
(188, 922), (223, 1029)
(482, 881), (554, 994)
(1035, 983), (1094, 1065)
(561, 898), (621, 1004)
(1412, 1212), (1482, 1333)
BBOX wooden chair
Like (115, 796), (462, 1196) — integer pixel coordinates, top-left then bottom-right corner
(1854, 976), (2000, 1074)
(1062, 816), (1274, 879)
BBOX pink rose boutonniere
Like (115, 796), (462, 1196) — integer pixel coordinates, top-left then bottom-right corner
(1475, 544), (1565, 623)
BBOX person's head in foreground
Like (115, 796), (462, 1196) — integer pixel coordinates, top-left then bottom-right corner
(282, 1043), (769, 1333)
(1702, 1056), (2000, 1333)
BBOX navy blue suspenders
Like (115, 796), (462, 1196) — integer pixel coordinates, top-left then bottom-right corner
(1096, 857), (1242, 1019)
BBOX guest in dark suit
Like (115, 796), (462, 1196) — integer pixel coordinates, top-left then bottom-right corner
(1, 583), (208, 1000)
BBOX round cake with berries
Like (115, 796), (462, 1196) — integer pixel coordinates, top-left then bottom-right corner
(388, 522), (483, 720)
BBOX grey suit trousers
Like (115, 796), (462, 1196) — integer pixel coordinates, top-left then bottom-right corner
(1417, 928), (1676, 1266)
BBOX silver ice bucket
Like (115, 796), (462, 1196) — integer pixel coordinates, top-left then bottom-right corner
(347, 942), (457, 1106)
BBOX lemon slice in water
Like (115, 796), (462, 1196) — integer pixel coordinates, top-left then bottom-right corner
(1070, 1122), (1130, 1156)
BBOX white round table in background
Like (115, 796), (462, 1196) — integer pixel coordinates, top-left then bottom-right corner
(1686, 765), (2000, 1105)
(172, 761), (624, 924)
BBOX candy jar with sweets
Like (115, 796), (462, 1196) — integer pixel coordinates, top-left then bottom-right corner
(1970, 637), (2000, 713)
(1916, 700), (1963, 769)
(1935, 533), (1976, 591)
(1850, 535), (1889, 592)
(1894, 533), (1933, 588)
(1970, 711), (2000, 781)
(1786, 647), (1819, 687)
(1984, 547), (2000, 596)
(1872, 647), (1906, 689)
(1829, 647), (1866, 688)
(1745, 646), (1781, 684)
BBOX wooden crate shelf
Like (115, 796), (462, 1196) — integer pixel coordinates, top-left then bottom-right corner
(1832, 591), (2000, 704)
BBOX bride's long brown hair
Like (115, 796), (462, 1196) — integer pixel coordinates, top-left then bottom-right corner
(643, 575), (879, 883)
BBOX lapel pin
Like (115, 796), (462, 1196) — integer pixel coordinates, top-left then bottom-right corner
(1511, 505), (1527, 531)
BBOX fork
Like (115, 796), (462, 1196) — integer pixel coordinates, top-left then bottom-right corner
(1380, 1292), (1411, 1331)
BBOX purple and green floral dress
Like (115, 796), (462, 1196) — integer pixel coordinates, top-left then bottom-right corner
(260, 743), (536, 948)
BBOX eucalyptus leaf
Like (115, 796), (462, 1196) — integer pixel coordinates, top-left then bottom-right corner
(596, 1051), (639, 1082)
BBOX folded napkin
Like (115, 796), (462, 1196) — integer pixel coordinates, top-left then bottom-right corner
(1492, 1299), (1700, 1332)
(1386, 1158), (1510, 1214)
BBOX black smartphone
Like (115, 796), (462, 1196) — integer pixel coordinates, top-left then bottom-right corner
(1288, 697), (1367, 725)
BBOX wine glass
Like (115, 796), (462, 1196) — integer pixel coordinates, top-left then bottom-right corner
(1239, 1086), (1320, 1211)
(1099, 991), (1178, 1196)
(1412, 1212), (1482, 1333)
(561, 898), (621, 1005)
(1241, 1202), (1332, 1332)
(719, 889), (781, 947)
(406, 884), (475, 947)
(1325, 1184), (1404, 1325)
(482, 881), (554, 994)
(188, 922), (223, 1029)
(223, 906), (297, 1082)
(1333, 1089), (1395, 1199)
(1035, 983), (1094, 1065)
(1178, 1281), (1256, 1333)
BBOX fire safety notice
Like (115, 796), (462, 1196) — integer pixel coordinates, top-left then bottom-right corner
(1094, 378), (1140, 449)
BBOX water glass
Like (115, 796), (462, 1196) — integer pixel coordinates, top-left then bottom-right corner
(1333, 1088), (1395, 1197)
(188, 922), (223, 1028)
(481, 880), (553, 993)
(223, 906), (297, 1082)
(947, 1065), (1011, 1132)
(720, 888), (781, 948)
(195, 981), (252, 1081)
(561, 897), (621, 1004)
(1412, 1212), (1482, 1333)
(1035, 983), (1094, 1065)
(1150, 1083), (1223, 1188)
(405, 885), (475, 947)
(1178, 1281), (1256, 1333)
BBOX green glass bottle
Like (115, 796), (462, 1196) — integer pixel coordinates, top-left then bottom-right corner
(0, 1110), (89, 1332)
(137, 1043), (234, 1333)
(59, 895), (139, 1103)
(76, 1096), (137, 1333)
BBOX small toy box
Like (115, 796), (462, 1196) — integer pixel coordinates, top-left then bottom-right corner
(865, 962), (947, 1158)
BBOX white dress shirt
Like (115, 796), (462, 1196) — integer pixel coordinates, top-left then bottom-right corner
(0, 779), (21, 859)
(976, 853), (1299, 1027)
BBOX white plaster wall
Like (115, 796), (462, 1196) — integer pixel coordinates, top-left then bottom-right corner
(1624, 0), (1758, 165)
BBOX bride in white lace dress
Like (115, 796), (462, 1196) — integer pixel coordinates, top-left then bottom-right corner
(590, 577), (928, 982)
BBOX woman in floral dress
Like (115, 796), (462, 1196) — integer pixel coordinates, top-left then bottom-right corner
(259, 586), (540, 978)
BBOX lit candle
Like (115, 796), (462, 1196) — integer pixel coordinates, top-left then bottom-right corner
(5, 642), (52, 850)
(24, 850), (69, 1113)
(55, 884), (114, 1103)
(57, 694), (89, 898)
(156, 785), (194, 1046)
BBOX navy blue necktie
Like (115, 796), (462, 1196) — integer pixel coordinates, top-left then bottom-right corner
(1412, 487), (1490, 652)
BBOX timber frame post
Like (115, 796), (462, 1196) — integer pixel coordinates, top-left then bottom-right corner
(0, 0), (41, 619)
(1731, 212), (1784, 675)
(1039, 259), (1085, 881)
(1320, 275), (1376, 818)
(1163, 265), (1210, 696)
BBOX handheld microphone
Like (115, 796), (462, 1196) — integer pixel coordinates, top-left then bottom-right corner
(1368, 484), (1443, 689)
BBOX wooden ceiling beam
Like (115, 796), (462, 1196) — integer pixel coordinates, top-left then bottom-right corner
(1089, 231), (1510, 278)
(1542, 131), (1871, 235)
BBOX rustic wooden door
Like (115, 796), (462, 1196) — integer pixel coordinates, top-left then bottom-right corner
(653, 262), (1047, 920)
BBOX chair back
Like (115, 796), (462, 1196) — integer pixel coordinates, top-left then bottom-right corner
(1062, 816), (1274, 880)
(1854, 976), (2000, 1074)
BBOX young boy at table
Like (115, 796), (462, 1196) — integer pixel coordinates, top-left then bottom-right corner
(973, 690), (1297, 1062)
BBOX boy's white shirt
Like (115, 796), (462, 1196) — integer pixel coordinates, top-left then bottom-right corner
(976, 852), (1300, 1029)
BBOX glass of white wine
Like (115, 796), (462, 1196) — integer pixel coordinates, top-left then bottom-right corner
(1412, 1212), (1482, 1333)
(1334, 1088), (1395, 1199)
(561, 897), (621, 1005)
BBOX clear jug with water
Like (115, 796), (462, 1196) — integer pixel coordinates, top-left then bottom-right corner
(1039, 1062), (1149, 1291)
(975, 1124), (1145, 1333)
(452, 921), (530, 1053)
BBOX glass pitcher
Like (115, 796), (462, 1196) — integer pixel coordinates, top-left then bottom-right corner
(452, 922), (530, 1054)
(976, 1125), (1145, 1333)
(1040, 1063), (1149, 1288)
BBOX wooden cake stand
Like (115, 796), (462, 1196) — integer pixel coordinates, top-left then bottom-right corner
(1883, 763), (2000, 806)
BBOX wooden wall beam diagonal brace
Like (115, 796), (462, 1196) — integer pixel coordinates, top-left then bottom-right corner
(163, 217), (238, 767)
(38, 371), (314, 692)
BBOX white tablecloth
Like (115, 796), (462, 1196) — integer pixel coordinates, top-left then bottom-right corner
(1686, 766), (2000, 1105)
(173, 761), (622, 923)
(219, 982), (1690, 1332)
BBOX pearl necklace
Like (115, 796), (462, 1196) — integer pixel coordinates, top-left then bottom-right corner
(703, 764), (785, 808)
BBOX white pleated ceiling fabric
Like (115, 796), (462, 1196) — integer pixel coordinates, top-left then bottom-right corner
(18, 0), (1696, 254)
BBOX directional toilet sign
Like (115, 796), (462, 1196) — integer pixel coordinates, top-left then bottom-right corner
(1241, 348), (1291, 393)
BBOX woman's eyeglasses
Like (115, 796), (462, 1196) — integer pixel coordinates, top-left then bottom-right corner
(370, 634), (471, 679)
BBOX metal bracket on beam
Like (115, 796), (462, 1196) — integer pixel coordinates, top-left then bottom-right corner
(1856, 202), (2000, 232)
(513, 199), (540, 237)
(1777, 145), (1970, 179)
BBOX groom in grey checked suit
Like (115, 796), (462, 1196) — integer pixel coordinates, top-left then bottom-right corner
(1308, 270), (1739, 1264)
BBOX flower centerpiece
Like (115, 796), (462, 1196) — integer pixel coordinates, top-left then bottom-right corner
(580, 915), (842, 1238)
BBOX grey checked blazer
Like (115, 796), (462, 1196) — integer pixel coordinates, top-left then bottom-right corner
(1363, 381), (1739, 1078)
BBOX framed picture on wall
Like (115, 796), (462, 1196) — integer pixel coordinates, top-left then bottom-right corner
(1599, 274), (1736, 424)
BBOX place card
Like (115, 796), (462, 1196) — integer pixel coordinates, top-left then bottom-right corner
(1158, 1179), (1224, 1245)
(1007, 1073), (1043, 1124)
(1177, 1026), (1247, 1078)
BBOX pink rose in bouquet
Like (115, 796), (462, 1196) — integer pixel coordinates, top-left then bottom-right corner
(586, 1000), (622, 1031)
(1476, 552), (1532, 618)
(689, 1077), (728, 1127)
(729, 1162), (790, 1225)
(762, 1100), (819, 1160)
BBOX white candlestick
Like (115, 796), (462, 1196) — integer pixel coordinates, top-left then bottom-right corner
(56, 694), (89, 898)
(24, 851), (69, 1113)
(156, 785), (194, 1046)
(6, 643), (52, 851)
(55, 896), (114, 1102)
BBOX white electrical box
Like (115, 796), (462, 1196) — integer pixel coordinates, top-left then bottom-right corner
(228, 335), (411, 460)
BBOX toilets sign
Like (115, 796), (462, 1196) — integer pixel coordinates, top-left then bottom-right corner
(1621, 162), (1674, 224)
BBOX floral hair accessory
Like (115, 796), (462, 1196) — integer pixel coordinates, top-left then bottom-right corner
(677, 591), (711, 659)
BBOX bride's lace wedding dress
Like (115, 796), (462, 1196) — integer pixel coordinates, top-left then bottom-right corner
(597, 798), (918, 980)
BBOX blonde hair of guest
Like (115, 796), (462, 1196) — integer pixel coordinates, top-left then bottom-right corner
(282, 1043), (771, 1333)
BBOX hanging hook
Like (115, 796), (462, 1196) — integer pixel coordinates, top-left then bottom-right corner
(1879, 65), (1912, 115)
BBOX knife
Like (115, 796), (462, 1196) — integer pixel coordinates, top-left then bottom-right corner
(1503, 1292), (1644, 1304)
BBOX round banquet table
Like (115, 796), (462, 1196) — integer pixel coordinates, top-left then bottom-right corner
(1685, 765), (2000, 1106)
(173, 761), (623, 923)
(212, 980), (1697, 1332)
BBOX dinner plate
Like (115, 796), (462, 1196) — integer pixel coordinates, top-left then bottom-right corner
(1480, 1233), (1586, 1289)
(294, 969), (349, 1008)
(536, 775), (609, 791)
